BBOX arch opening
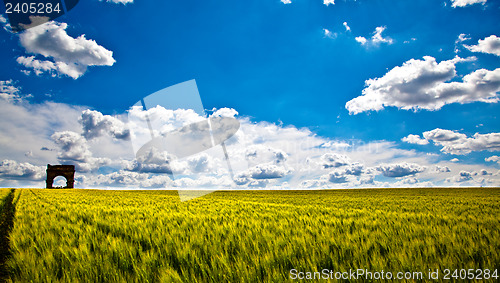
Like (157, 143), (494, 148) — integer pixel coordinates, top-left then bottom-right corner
(53, 176), (68, 188)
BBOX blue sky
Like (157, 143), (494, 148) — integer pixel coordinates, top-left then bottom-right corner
(0, 0), (499, 188)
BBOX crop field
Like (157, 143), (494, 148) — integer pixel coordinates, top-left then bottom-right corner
(0, 188), (499, 282)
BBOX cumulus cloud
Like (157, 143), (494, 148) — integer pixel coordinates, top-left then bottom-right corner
(244, 145), (290, 167)
(0, 80), (22, 102)
(210, 107), (238, 118)
(433, 165), (451, 173)
(450, 0), (487, 8)
(281, 0), (292, 4)
(123, 146), (176, 174)
(17, 56), (62, 77)
(464, 35), (500, 56)
(326, 163), (366, 183)
(237, 164), (288, 180)
(85, 170), (172, 188)
(355, 26), (393, 46)
(345, 56), (500, 114)
(80, 110), (130, 140)
(355, 37), (367, 45)
(235, 164), (289, 186)
(0, 160), (45, 180)
(446, 169), (496, 185)
(327, 170), (348, 183)
(18, 21), (115, 79)
(51, 131), (91, 162)
(188, 153), (214, 173)
(485, 155), (500, 164)
(2, 96), (499, 188)
(452, 170), (473, 182)
(128, 105), (205, 136)
(51, 131), (110, 172)
(376, 163), (426, 177)
(0, 97), (85, 170)
(423, 128), (500, 155)
(324, 0), (335, 6)
(343, 163), (365, 176)
(402, 134), (429, 145)
(321, 153), (351, 168)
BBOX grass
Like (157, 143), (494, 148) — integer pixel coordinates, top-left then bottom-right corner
(2, 188), (500, 282)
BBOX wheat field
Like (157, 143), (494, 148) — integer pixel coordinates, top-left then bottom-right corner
(0, 188), (499, 282)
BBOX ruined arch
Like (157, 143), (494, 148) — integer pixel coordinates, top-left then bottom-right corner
(46, 165), (75, 188)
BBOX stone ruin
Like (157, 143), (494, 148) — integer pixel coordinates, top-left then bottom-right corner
(46, 164), (75, 189)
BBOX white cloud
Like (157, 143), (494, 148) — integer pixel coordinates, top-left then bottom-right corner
(51, 131), (91, 162)
(0, 80), (22, 102)
(0, 95), (85, 172)
(355, 26), (393, 46)
(83, 170), (172, 188)
(0, 160), (45, 181)
(433, 165), (451, 173)
(343, 22), (351, 32)
(402, 134), (429, 145)
(452, 170), (474, 182)
(465, 35), (500, 56)
(188, 153), (214, 173)
(324, 163), (366, 184)
(455, 33), (471, 53)
(281, 0), (292, 4)
(423, 128), (500, 155)
(235, 164), (290, 187)
(80, 110), (130, 140)
(450, 0), (487, 8)
(456, 33), (471, 43)
(210, 107), (239, 118)
(376, 162), (426, 177)
(18, 21), (115, 79)
(1, 92), (499, 188)
(237, 164), (289, 180)
(0, 14), (12, 33)
(345, 56), (500, 114)
(446, 169), (498, 186)
(355, 36), (367, 45)
(450, 158), (459, 162)
(343, 163), (364, 176)
(123, 147), (176, 174)
(371, 26), (393, 45)
(485, 155), (500, 164)
(51, 131), (111, 172)
(324, 0), (335, 6)
(321, 153), (351, 168)
(327, 170), (349, 183)
(17, 56), (67, 77)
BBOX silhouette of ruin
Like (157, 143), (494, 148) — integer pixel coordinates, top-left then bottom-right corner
(46, 165), (75, 189)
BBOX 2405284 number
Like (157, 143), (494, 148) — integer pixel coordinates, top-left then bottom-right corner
(443, 269), (498, 280)
(5, 2), (61, 14)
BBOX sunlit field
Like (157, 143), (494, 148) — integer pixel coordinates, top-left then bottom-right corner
(1, 188), (499, 282)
